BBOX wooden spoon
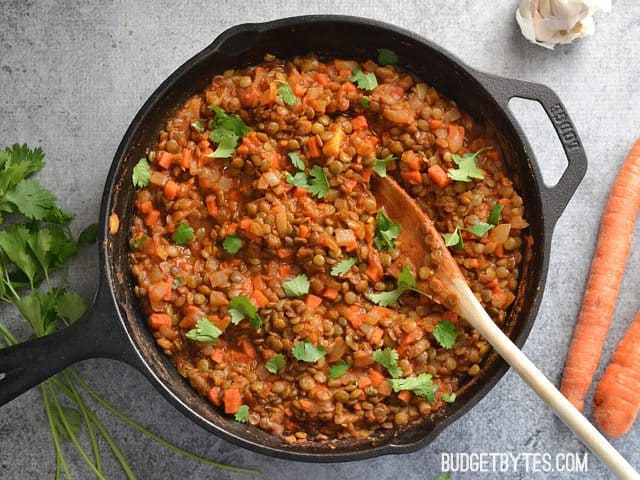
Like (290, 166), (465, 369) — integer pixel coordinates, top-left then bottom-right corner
(373, 175), (639, 480)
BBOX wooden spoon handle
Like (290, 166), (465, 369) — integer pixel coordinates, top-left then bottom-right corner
(452, 278), (639, 480)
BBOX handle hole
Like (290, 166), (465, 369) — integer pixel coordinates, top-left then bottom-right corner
(0, 372), (5, 381)
(508, 98), (567, 187)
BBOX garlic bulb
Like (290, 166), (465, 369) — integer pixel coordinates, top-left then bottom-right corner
(515, 0), (611, 49)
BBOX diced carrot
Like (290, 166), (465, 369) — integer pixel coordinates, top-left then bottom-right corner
(211, 349), (224, 363)
(298, 224), (310, 239)
(292, 83), (306, 97)
(429, 119), (443, 129)
(138, 200), (153, 214)
(307, 136), (321, 158)
(207, 387), (221, 406)
(315, 73), (329, 86)
(250, 290), (269, 308)
(403, 151), (421, 171)
(304, 294), (323, 309)
(157, 151), (173, 169)
(198, 139), (210, 150)
(251, 275), (266, 292)
(164, 180), (179, 200)
(358, 375), (372, 389)
(342, 81), (356, 93)
(427, 164), (452, 188)
(359, 168), (372, 183)
(369, 369), (385, 389)
(144, 209), (161, 227)
(442, 311), (459, 322)
(149, 313), (172, 330)
(351, 115), (368, 131)
(467, 258), (479, 269)
(294, 187), (308, 197)
(223, 387), (242, 414)
(398, 390), (412, 403)
(239, 339), (257, 359)
(401, 170), (423, 185)
(239, 218), (252, 230)
(278, 264), (292, 277)
(299, 399), (314, 412)
(236, 144), (249, 155)
(365, 252), (384, 282)
(369, 306), (392, 323)
(369, 326), (384, 345)
(181, 148), (192, 168)
(322, 287), (339, 300)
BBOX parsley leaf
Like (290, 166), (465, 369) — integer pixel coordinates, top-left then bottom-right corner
(228, 296), (262, 329)
(234, 405), (250, 423)
(308, 166), (330, 198)
(389, 373), (438, 403)
(360, 97), (370, 108)
(447, 147), (491, 182)
(54, 291), (87, 324)
(433, 319), (457, 349)
(465, 221), (493, 238)
(372, 154), (395, 178)
(288, 152), (305, 171)
(222, 233), (243, 254)
(285, 171), (310, 189)
(277, 81), (297, 106)
(265, 353), (286, 374)
(349, 69), (378, 90)
(172, 222), (194, 245)
(292, 339), (326, 363)
(377, 48), (399, 66)
(367, 264), (417, 307)
(132, 158), (151, 187)
(441, 392), (457, 403)
(374, 209), (401, 252)
(488, 203), (504, 226)
(331, 257), (357, 276)
(328, 359), (351, 379)
(191, 120), (205, 133)
(185, 318), (222, 344)
(283, 273), (310, 298)
(372, 348), (403, 378)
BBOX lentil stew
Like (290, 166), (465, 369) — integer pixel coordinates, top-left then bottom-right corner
(129, 53), (529, 443)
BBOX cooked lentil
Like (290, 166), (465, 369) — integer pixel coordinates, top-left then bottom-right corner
(129, 53), (528, 442)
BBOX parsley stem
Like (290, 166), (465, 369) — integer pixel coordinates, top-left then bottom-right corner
(41, 383), (72, 480)
(70, 370), (262, 477)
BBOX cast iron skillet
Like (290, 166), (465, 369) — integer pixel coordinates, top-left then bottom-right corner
(0, 15), (587, 462)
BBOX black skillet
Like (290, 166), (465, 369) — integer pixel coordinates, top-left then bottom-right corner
(0, 16), (586, 462)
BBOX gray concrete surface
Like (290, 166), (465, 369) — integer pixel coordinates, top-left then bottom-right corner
(0, 1), (638, 479)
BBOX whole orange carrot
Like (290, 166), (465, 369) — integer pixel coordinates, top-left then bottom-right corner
(594, 311), (640, 437)
(560, 138), (640, 411)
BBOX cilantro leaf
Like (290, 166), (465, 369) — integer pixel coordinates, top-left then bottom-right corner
(397, 263), (418, 291)
(447, 147), (491, 182)
(191, 120), (205, 133)
(465, 221), (493, 238)
(443, 227), (463, 250)
(208, 129), (239, 159)
(372, 154), (395, 178)
(131, 234), (148, 249)
(0, 144), (45, 196)
(433, 473), (452, 480)
(360, 97), (370, 108)
(367, 264), (417, 307)
(172, 222), (195, 245)
(285, 171), (310, 189)
(54, 291), (87, 324)
(389, 373), (438, 403)
(172, 277), (181, 289)
(5, 179), (59, 222)
(208, 105), (250, 138)
(185, 318), (222, 344)
(308, 166), (330, 199)
(328, 359), (350, 379)
(292, 339), (326, 363)
(349, 69), (378, 90)
(234, 405), (250, 423)
(441, 392), (457, 403)
(77, 223), (99, 246)
(132, 158), (151, 187)
(0, 225), (39, 286)
(265, 353), (286, 374)
(277, 81), (297, 106)
(331, 257), (357, 276)
(228, 296), (262, 329)
(51, 405), (83, 440)
(288, 152), (305, 171)
(374, 209), (401, 252)
(488, 203), (504, 226)
(433, 320), (457, 349)
(206, 105), (250, 158)
(222, 233), (243, 254)
(283, 274), (310, 298)
(377, 48), (399, 66)
(372, 348), (403, 378)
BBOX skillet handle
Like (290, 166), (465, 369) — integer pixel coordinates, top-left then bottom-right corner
(0, 282), (139, 406)
(476, 73), (587, 231)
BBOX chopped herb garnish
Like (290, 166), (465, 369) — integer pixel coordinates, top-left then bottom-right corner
(277, 81), (297, 106)
(360, 97), (370, 108)
(285, 171), (310, 189)
(228, 296), (262, 329)
(328, 359), (350, 379)
(172, 221), (195, 245)
(374, 209), (401, 252)
(331, 257), (358, 277)
(372, 348), (403, 378)
(488, 203), (504, 226)
(389, 373), (438, 403)
(447, 147), (491, 182)
(434, 473), (452, 480)
(372, 154), (396, 178)
(132, 158), (151, 187)
(377, 48), (399, 66)
(308, 166), (330, 198)
(433, 320), (457, 349)
(206, 105), (250, 159)
(349, 69), (378, 91)
(131, 234), (148, 249)
(367, 264), (420, 307)
(292, 339), (326, 363)
(283, 273), (310, 298)
(443, 221), (494, 250)
(208, 129), (239, 159)
(288, 152), (305, 171)
(465, 221), (493, 238)
(441, 392), (457, 403)
(265, 353), (286, 374)
(222, 233), (243, 254)
(234, 405), (250, 423)
(185, 318), (222, 344)
(172, 277), (181, 289)
(190, 120), (205, 133)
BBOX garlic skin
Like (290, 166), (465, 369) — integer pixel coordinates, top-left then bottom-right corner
(516, 0), (611, 49)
